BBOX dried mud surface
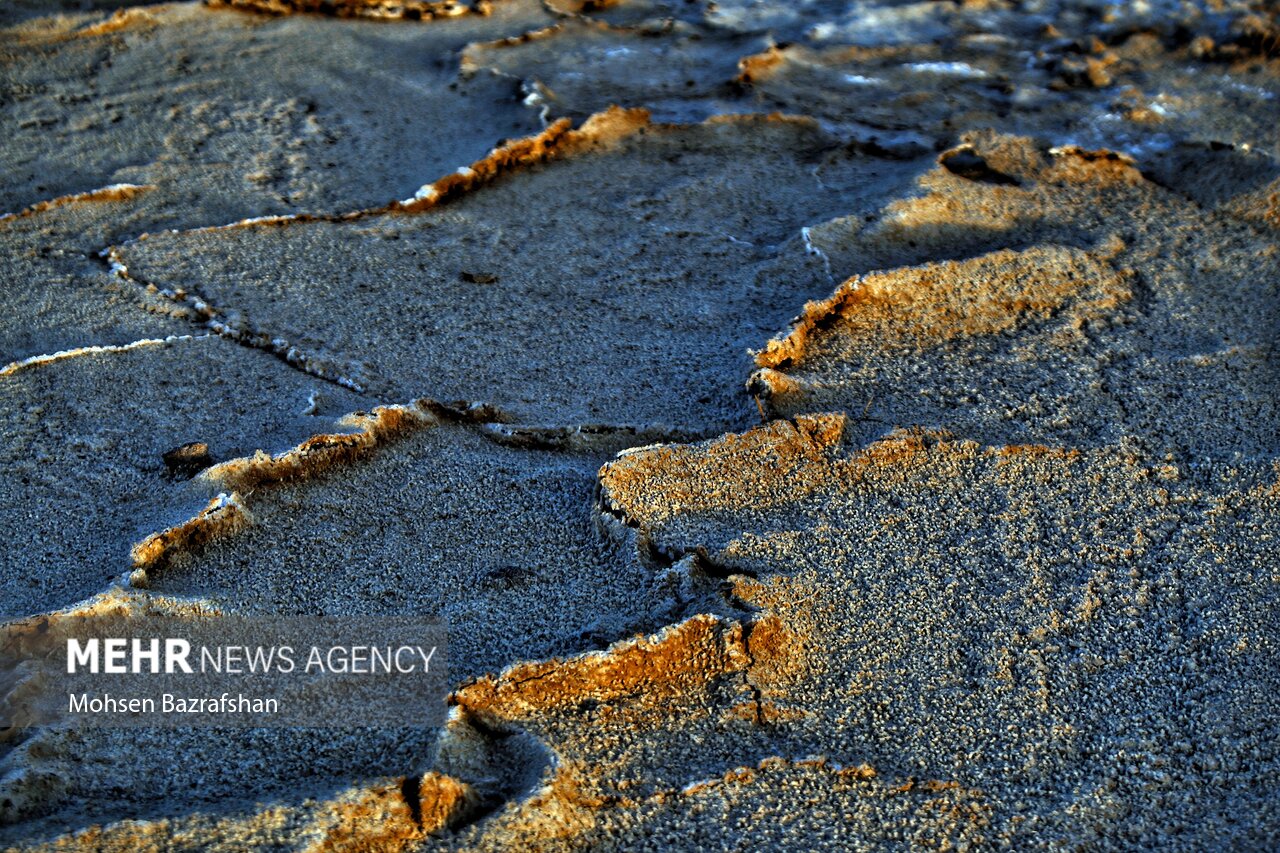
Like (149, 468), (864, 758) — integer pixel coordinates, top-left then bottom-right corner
(1, 0), (1277, 849)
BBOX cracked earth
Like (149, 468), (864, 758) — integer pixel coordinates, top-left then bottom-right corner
(1, 0), (1278, 848)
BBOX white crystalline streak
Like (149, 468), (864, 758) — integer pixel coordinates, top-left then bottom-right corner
(0, 335), (206, 377)
(521, 81), (552, 127)
(906, 62), (989, 79)
(801, 226), (834, 282)
(808, 22), (837, 40)
(680, 777), (720, 795)
(207, 492), (245, 514)
(0, 183), (150, 222)
(172, 213), (301, 236)
(1221, 76), (1276, 100)
(616, 442), (669, 458)
(97, 183), (146, 194)
(401, 184), (440, 206)
(233, 214), (298, 226)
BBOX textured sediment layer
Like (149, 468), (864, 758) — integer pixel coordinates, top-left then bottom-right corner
(109, 109), (930, 430)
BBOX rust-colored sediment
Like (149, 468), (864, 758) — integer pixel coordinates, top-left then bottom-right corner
(753, 245), (1130, 371)
(735, 42), (937, 86)
(129, 492), (252, 572)
(680, 756), (878, 800)
(204, 402), (435, 492)
(0, 184), (153, 224)
(452, 614), (749, 726)
(735, 46), (787, 83)
(601, 417), (1098, 535)
(993, 443), (1083, 464)
(74, 8), (159, 37)
(1, 588), (219, 653)
(599, 414), (848, 526)
(8, 772), (477, 853)
(544, 0), (622, 13)
(1045, 145), (1147, 186)
(112, 107), (650, 246)
(412, 773), (482, 838)
(704, 111), (821, 132)
(391, 117), (575, 213)
(129, 403), (435, 573)
(203, 0), (481, 22)
(303, 774), (479, 852)
(390, 105), (650, 214)
(1, 591), (221, 734)
(459, 22), (568, 73)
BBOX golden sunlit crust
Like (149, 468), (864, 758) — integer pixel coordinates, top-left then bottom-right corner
(129, 493), (252, 572)
(204, 403), (436, 492)
(0, 184), (153, 224)
(754, 245), (1130, 373)
(735, 46), (787, 83)
(303, 773), (479, 853)
(74, 8), (160, 37)
(1045, 145), (1147, 186)
(4, 0), (1278, 845)
(460, 22), (566, 70)
(204, 0), (478, 22)
(543, 0), (623, 13)
(129, 403), (435, 573)
(109, 106), (651, 245)
(600, 414), (848, 525)
(452, 614), (749, 724)
(391, 106), (649, 214)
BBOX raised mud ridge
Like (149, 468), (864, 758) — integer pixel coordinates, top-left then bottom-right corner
(129, 402), (435, 576)
(0, 184), (153, 223)
(204, 0), (486, 21)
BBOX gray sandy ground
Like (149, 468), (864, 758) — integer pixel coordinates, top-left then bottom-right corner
(460, 18), (771, 122)
(2, 411), (678, 840)
(150, 421), (677, 678)
(1, 0), (1277, 849)
(733, 36), (1280, 158)
(1, 0), (563, 365)
(407, 416), (1280, 850)
(0, 197), (183, 363)
(113, 116), (931, 431)
(752, 138), (1280, 458)
(0, 336), (365, 622)
(1, 2), (551, 217)
(0, 0), (156, 28)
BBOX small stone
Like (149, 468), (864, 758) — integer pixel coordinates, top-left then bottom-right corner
(162, 441), (213, 479)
